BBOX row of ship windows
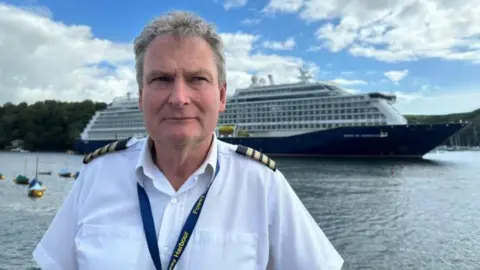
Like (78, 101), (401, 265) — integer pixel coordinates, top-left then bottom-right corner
(98, 100), (370, 118)
(94, 114), (385, 127)
(226, 104), (372, 113)
(87, 134), (140, 140)
(238, 122), (387, 130)
(87, 122), (388, 139)
(99, 112), (141, 118)
(220, 114), (386, 122)
(235, 85), (341, 97)
(96, 116), (143, 122)
(222, 109), (380, 118)
(95, 112), (382, 126)
(93, 121), (144, 127)
(97, 105), (378, 122)
(227, 98), (368, 108)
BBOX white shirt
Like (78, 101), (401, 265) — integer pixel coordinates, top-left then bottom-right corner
(33, 135), (344, 270)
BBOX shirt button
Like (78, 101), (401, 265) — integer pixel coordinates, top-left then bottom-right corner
(163, 246), (169, 252)
(170, 198), (178, 204)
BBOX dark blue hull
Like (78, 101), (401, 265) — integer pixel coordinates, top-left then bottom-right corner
(74, 123), (467, 158)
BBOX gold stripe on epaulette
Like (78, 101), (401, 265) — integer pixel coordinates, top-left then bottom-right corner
(82, 137), (132, 164)
(261, 154), (268, 164)
(92, 147), (101, 157)
(108, 141), (118, 152)
(99, 144), (110, 155)
(234, 145), (276, 171)
(84, 153), (93, 162)
(253, 150), (261, 160)
(246, 147), (253, 157)
(268, 159), (276, 171)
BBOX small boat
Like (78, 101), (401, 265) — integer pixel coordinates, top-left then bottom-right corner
(38, 170), (52, 175)
(59, 155), (72, 177)
(0, 173), (5, 180)
(58, 168), (71, 177)
(28, 178), (46, 198)
(14, 174), (29, 185)
(28, 155), (46, 198)
(14, 156), (30, 184)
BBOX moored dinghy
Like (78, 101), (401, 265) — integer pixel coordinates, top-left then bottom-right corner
(58, 155), (71, 177)
(28, 178), (46, 198)
(58, 168), (71, 178)
(14, 175), (29, 185)
(38, 170), (52, 175)
(0, 173), (5, 180)
(14, 156), (30, 184)
(28, 154), (46, 198)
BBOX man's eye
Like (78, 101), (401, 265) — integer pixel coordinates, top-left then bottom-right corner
(153, 77), (170, 82)
(193, 77), (207, 82)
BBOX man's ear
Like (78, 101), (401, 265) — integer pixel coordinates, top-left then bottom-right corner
(219, 83), (227, 112)
(138, 89), (143, 112)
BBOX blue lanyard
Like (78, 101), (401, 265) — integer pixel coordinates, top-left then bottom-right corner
(137, 156), (220, 270)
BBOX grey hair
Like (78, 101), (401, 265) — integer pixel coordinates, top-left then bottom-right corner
(133, 11), (226, 91)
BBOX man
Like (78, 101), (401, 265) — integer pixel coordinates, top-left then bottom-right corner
(33, 11), (344, 270)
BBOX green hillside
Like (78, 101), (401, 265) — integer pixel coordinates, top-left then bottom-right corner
(0, 100), (107, 152)
(406, 108), (480, 146)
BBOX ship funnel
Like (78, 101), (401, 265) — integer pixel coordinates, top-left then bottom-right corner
(268, 74), (274, 85)
(251, 75), (258, 86)
(259, 77), (266, 86)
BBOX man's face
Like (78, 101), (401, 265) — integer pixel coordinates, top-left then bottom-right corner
(139, 35), (227, 146)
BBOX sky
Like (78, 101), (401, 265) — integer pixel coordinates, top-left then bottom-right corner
(0, 0), (479, 115)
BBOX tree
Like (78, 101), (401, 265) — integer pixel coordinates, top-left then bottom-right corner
(0, 100), (107, 151)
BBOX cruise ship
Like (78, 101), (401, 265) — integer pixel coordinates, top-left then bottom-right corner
(74, 68), (467, 158)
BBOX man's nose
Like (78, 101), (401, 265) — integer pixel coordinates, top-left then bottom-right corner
(168, 78), (189, 107)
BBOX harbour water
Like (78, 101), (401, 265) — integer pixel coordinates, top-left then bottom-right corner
(0, 150), (479, 269)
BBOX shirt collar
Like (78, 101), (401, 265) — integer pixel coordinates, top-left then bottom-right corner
(135, 133), (218, 187)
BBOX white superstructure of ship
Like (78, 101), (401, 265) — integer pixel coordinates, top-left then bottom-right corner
(80, 68), (408, 141)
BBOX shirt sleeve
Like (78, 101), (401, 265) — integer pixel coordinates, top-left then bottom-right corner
(32, 167), (86, 270)
(267, 169), (344, 270)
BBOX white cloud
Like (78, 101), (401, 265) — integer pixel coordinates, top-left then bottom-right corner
(241, 18), (261, 25)
(384, 70), (409, 83)
(330, 78), (367, 86)
(263, 0), (303, 13)
(315, 17), (359, 52)
(393, 91), (423, 102)
(262, 37), (296, 50)
(0, 3), (134, 104)
(394, 89), (480, 115)
(223, 0), (248, 9)
(264, 0), (480, 63)
(18, 5), (52, 18)
(0, 3), (317, 104)
(307, 45), (323, 52)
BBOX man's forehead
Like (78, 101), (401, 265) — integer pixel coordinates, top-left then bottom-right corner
(146, 67), (213, 75)
(146, 35), (212, 55)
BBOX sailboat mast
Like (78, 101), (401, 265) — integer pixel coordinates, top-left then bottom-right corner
(35, 153), (39, 179)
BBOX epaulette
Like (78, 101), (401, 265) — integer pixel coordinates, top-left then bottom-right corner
(83, 137), (131, 164)
(235, 145), (276, 171)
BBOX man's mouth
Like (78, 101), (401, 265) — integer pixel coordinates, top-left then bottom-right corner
(164, 117), (195, 121)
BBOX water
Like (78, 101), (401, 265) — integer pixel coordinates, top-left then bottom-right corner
(1, 151), (479, 269)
